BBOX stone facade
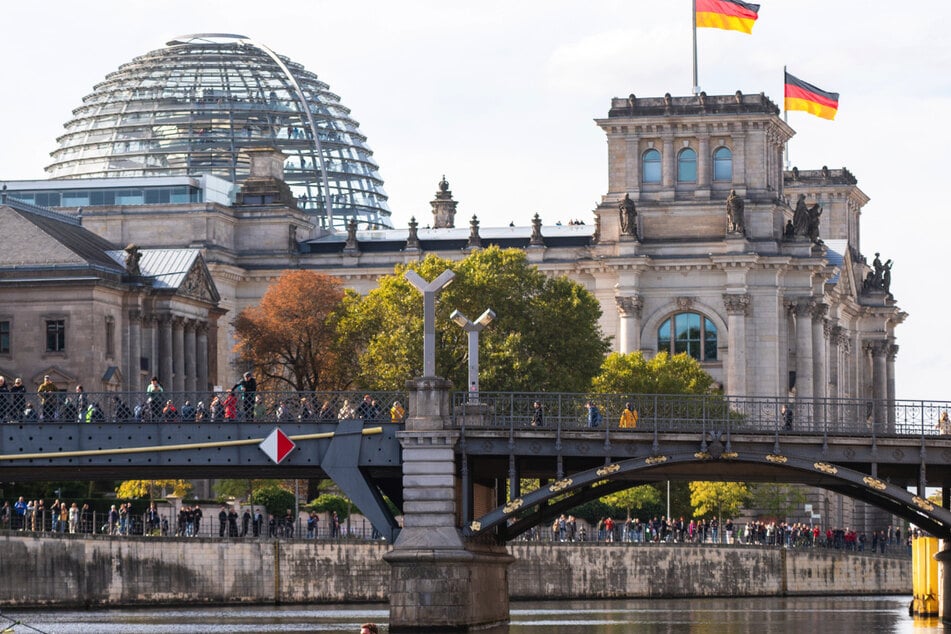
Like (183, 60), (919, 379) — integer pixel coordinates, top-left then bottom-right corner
(0, 198), (223, 395)
(6, 96), (902, 414)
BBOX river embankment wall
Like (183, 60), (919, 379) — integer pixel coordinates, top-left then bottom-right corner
(0, 534), (910, 607)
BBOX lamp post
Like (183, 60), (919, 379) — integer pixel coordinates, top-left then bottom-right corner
(450, 308), (496, 404)
(404, 269), (455, 378)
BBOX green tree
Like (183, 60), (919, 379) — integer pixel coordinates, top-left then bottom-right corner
(307, 493), (352, 521)
(250, 483), (296, 517)
(747, 483), (807, 521)
(600, 485), (661, 519)
(337, 247), (610, 391)
(592, 351), (715, 395)
(690, 481), (750, 541)
(115, 479), (191, 500)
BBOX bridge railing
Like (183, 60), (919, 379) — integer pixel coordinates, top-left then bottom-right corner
(0, 390), (409, 424)
(451, 392), (951, 439)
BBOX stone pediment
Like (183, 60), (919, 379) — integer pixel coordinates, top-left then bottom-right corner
(177, 258), (220, 303)
(30, 366), (77, 390)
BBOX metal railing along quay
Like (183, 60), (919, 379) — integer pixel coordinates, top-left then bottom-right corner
(451, 392), (951, 439)
(0, 509), (386, 541)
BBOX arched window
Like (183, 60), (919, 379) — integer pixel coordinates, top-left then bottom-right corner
(677, 148), (697, 183)
(642, 149), (661, 184)
(713, 147), (733, 181)
(657, 312), (718, 361)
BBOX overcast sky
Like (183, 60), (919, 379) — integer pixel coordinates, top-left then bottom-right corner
(1, 1), (948, 400)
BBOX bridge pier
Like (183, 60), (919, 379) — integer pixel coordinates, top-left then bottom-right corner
(935, 541), (951, 622)
(384, 377), (514, 632)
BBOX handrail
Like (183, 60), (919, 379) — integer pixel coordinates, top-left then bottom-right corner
(450, 392), (951, 439)
(0, 389), (408, 425)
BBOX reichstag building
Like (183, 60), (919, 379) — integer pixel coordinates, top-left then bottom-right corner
(0, 35), (904, 530)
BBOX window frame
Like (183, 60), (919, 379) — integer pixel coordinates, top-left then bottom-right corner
(642, 148), (662, 184)
(677, 147), (697, 183)
(0, 319), (10, 355)
(45, 318), (67, 354)
(657, 312), (718, 362)
(712, 146), (733, 182)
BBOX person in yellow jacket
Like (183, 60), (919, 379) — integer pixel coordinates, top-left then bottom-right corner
(390, 400), (406, 423)
(619, 402), (638, 429)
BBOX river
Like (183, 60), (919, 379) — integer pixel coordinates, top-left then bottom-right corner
(0, 595), (942, 633)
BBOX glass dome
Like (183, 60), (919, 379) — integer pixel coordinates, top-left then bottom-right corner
(46, 33), (391, 230)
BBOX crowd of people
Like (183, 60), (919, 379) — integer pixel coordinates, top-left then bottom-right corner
(0, 495), (360, 540)
(0, 373), (407, 426)
(535, 513), (908, 553)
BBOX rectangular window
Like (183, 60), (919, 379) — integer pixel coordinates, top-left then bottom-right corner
(46, 319), (66, 353)
(105, 318), (115, 358)
(0, 321), (9, 354)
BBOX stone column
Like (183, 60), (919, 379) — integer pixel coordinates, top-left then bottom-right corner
(159, 315), (173, 391)
(606, 133), (626, 193)
(723, 293), (751, 397)
(661, 133), (675, 189)
(732, 130), (746, 188)
(128, 310), (142, 393)
(184, 321), (197, 397)
(866, 340), (888, 429)
(827, 325), (842, 424)
(811, 305), (828, 399)
(811, 304), (828, 425)
(841, 336), (852, 399)
(789, 299), (814, 430)
(626, 133), (641, 196)
(196, 323), (209, 394)
(172, 316), (185, 396)
(887, 343), (899, 428)
(615, 295), (643, 354)
(384, 377), (514, 631)
(828, 325), (843, 399)
(790, 299), (814, 400)
(697, 133), (710, 193)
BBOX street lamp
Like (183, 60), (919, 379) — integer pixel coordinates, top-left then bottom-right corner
(404, 269), (455, 378)
(450, 308), (496, 404)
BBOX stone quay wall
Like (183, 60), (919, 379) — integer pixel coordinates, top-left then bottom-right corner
(0, 534), (909, 608)
(507, 543), (911, 598)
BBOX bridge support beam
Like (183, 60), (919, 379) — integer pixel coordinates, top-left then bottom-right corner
(385, 377), (514, 632)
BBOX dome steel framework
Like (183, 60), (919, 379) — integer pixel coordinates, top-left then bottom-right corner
(46, 33), (391, 230)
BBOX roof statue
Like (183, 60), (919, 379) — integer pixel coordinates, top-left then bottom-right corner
(726, 189), (745, 235)
(790, 194), (823, 243)
(123, 244), (142, 276)
(618, 193), (637, 239)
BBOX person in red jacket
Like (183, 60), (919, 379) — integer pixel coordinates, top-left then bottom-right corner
(223, 390), (238, 421)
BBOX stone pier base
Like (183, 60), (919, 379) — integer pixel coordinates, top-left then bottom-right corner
(935, 541), (950, 622)
(384, 543), (514, 632)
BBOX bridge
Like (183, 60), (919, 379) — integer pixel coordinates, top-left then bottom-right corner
(2, 385), (951, 631)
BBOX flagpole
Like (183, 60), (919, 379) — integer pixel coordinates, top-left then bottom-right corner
(692, 0), (700, 94)
(783, 65), (790, 169)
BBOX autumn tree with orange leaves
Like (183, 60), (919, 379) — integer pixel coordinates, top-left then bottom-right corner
(232, 270), (355, 391)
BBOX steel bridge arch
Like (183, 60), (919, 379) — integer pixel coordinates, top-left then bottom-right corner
(464, 450), (951, 542)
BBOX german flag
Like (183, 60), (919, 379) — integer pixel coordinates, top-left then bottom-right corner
(784, 72), (839, 120)
(696, 0), (760, 34)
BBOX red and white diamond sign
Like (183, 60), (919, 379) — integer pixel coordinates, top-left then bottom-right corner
(259, 427), (296, 464)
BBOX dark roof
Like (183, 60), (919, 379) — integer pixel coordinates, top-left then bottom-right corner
(2, 197), (123, 272)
